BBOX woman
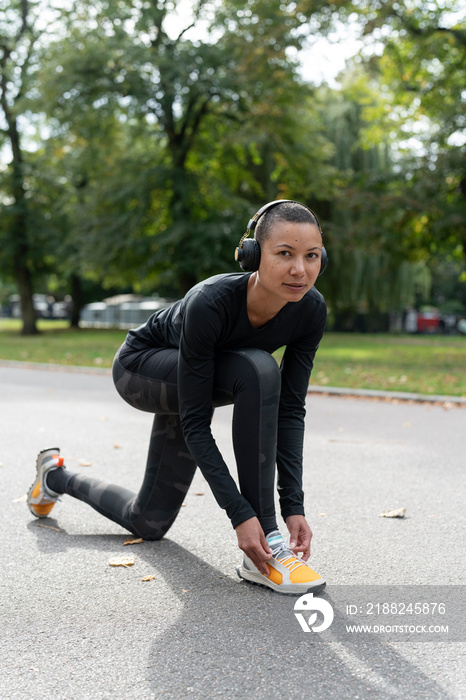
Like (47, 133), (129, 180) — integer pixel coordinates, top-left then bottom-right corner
(28, 199), (328, 596)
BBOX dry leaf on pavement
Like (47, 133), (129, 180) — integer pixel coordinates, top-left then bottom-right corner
(35, 523), (61, 532)
(378, 508), (407, 518)
(141, 575), (156, 582)
(108, 556), (135, 568)
(123, 538), (144, 546)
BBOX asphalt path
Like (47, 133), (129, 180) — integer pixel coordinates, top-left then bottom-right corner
(1, 365), (465, 699)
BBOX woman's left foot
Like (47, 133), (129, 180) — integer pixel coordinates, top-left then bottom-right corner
(236, 530), (326, 595)
(27, 448), (65, 518)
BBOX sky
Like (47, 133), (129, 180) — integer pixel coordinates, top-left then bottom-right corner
(162, 0), (363, 88)
(298, 29), (363, 87)
(0, 1), (362, 165)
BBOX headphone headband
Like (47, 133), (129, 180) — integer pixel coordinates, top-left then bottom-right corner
(246, 199), (322, 235)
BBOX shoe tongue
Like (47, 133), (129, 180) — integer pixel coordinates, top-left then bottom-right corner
(266, 530), (289, 559)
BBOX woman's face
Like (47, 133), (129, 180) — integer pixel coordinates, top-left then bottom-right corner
(256, 220), (323, 303)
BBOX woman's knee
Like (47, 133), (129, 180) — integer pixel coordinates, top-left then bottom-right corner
(130, 513), (179, 541)
(132, 526), (164, 542)
(229, 348), (281, 399)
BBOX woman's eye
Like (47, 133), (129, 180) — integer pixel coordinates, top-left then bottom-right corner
(278, 250), (290, 256)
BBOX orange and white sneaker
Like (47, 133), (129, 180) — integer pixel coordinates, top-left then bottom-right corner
(236, 530), (326, 595)
(27, 448), (65, 518)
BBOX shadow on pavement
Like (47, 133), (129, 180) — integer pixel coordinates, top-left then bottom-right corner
(28, 521), (453, 700)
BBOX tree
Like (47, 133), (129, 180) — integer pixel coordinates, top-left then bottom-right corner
(35, 0), (346, 296)
(308, 77), (433, 328)
(0, 0), (40, 333)
(346, 0), (466, 261)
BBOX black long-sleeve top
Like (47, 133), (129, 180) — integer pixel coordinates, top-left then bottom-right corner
(125, 272), (327, 527)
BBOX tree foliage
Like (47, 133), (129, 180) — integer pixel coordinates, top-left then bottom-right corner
(33, 0), (345, 295)
(345, 0), (466, 260)
(0, 0), (465, 332)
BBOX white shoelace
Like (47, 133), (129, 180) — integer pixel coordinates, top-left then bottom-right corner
(271, 542), (307, 572)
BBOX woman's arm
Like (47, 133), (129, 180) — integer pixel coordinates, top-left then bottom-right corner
(276, 300), (327, 521)
(177, 291), (256, 528)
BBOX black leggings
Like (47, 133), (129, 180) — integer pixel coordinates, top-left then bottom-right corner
(48, 344), (281, 540)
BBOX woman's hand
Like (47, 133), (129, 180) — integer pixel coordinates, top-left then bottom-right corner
(235, 517), (273, 575)
(285, 514), (313, 561)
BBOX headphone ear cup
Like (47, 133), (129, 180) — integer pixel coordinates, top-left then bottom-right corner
(236, 238), (261, 272)
(319, 245), (328, 276)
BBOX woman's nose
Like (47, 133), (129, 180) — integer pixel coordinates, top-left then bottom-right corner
(291, 257), (305, 275)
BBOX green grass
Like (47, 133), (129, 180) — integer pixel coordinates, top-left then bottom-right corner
(308, 333), (466, 397)
(1, 320), (465, 397)
(0, 320), (127, 368)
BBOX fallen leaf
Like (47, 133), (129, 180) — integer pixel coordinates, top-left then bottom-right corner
(79, 460), (93, 466)
(194, 492), (204, 496)
(123, 537), (143, 546)
(108, 556), (135, 568)
(114, 444), (121, 449)
(36, 523), (61, 532)
(379, 508), (407, 518)
(182, 589), (189, 593)
(12, 495), (27, 503)
(141, 575), (156, 582)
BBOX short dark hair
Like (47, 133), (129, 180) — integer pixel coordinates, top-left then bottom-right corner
(254, 201), (320, 246)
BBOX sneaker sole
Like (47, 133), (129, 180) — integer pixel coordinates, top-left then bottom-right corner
(27, 447), (61, 519)
(27, 481), (53, 518)
(236, 566), (326, 596)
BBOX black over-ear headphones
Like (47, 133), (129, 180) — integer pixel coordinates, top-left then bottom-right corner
(234, 199), (328, 275)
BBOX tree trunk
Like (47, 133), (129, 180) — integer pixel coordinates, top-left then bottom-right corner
(178, 270), (198, 296)
(2, 74), (38, 335)
(15, 260), (37, 335)
(11, 179), (38, 334)
(69, 273), (83, 328)
(461, 177), (466, 260)
(12, 171), (37, 335)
